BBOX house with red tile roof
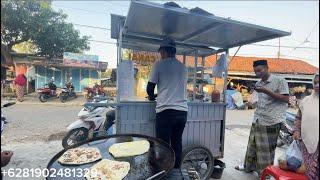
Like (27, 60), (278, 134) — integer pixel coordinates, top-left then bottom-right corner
(179, 55), (318, 99)
(131, 51), (318, 86)
(131, 51), (318, 98)
(180, 55), (318, 84)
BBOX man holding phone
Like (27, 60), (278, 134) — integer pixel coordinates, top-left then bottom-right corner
(235, 60), (289, 176)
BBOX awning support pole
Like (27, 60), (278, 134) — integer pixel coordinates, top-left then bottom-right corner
(116, 26), (124, 103)
(200, 56), (205, 94)
(193, 50), (198, 101)
(223, 50), (229, 103)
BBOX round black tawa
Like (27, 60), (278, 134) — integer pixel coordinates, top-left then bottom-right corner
(47, 134), (175, 180)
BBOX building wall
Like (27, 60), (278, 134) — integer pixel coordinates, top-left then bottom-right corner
(35, 66), (100, 92)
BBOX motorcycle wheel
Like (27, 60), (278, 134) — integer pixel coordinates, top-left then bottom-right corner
(85, 92), (91, 100)
(104, 111), (115, 135)
(39, 94), (47, 102)
(59, 94), (67, 103)
(62, 128), (89, 149)
(74, 93), (77, 98)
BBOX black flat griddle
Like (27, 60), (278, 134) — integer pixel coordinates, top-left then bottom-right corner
(47, 134), (175, 180)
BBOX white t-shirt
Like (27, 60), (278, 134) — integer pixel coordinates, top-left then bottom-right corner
(149, 58), (188, 113)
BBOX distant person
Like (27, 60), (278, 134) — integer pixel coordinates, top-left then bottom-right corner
(13, 74), (27, 102)
(28, 77), (35, 93)
(293, 73), (319, 180)
(235, 60), (289, 177)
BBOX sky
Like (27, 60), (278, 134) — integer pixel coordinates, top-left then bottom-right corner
(52, 1), (319, 68)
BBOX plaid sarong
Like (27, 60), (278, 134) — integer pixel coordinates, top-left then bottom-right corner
(15, 85), (25, 100)
(244, 123), (281, 174)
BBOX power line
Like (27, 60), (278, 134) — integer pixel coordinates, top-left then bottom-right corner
(235, 53), (280, 57)
(250, 43), (319, 50)
(52, 5), (109, 15)
(305, 20), (319, 41)
(63, 22), (320, 49)
(281, 54), (317, 63)
(105, 1), (129, 8)
(71, 24), (319, 50)
(235, 53), (317, 63)
(292, 20), (319, 50)
(52, 3), (128, 14)
(88, 40), (116, 45)
(74, 23), (111, 30)
(280, 38), (318, 44)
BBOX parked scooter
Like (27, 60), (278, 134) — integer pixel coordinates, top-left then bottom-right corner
(1, 101), (15, 169)
(1, 101), (15, 133)
(84, 83), (106, 100)
(277, 111), (296, 147)
(37, 77), (58, 102)
(62, 97), (115, 148)
(59, 77), (77, 103)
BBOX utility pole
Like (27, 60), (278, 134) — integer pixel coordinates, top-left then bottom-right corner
(277, 38), (280, 59)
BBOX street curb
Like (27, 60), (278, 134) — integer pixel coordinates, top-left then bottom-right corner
(7, 93), (87, 106)
(15, 101), (85, 106)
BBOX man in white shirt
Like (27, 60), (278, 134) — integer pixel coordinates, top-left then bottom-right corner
(147, 37), (188, 168)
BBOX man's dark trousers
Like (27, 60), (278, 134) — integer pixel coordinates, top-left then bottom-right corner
(155, 109), (187, 168)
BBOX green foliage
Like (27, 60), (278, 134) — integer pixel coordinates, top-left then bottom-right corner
(1, 0), (90, 58)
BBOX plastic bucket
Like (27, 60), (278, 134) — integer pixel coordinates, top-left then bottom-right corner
(211, 159), (226, 179)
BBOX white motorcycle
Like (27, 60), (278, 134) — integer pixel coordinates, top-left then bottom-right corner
(62, 98), (115, 148)
(1, 101), (15, 133)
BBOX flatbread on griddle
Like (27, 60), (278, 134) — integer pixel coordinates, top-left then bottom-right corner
(108, 140), (150, 158)
(58, 147), (102, 165)
(85, 159), (130, 180)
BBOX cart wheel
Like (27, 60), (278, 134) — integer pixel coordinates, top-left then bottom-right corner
(181, 145), (214, 180)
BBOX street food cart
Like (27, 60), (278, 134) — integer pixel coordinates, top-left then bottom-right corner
(82, 1), (290, 179)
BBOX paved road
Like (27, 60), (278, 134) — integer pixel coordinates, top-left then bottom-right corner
(2, 104), (81, 143)
(1, 104), (286, 180)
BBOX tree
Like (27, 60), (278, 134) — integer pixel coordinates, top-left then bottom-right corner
(123, 49), (133, 60)
(101, 69), (113, 78)
(1, 0), (90, 58)
(12, 41), (37, 54)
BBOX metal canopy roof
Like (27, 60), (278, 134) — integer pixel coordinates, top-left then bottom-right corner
(121, 36), (217, 56)
(111, 0), (291, 57)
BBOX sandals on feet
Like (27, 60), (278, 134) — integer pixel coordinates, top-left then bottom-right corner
(235, 164), (255, 173)
(235, 164), (245, 171)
